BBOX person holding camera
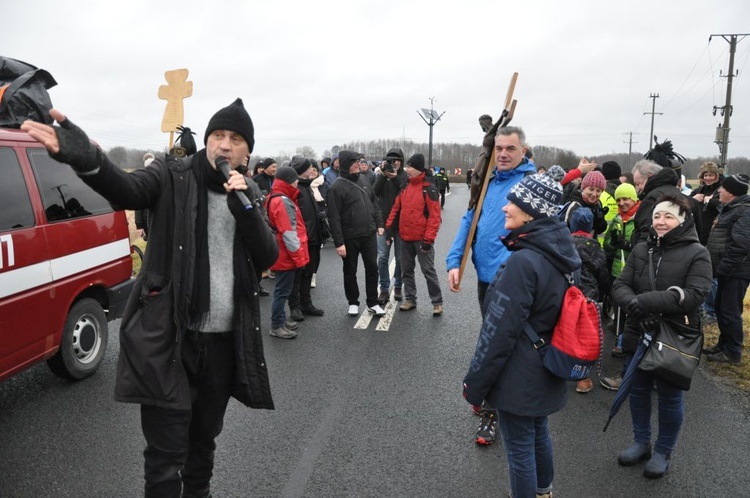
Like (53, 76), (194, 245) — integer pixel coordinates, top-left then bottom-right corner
(373, 147), (408, 303)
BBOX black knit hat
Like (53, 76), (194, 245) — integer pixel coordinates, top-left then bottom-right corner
(259, 157), (276, 169)
(721, 174), (750, 197)
(338, 150), (360, 171)
(275, 166), (298, 185)
(321, 157), (332, 167)
(601, 161), (622, 181)
(406, 153), (426, 172)
(204, 98), (255, 152)
(290, 155), (312, 175)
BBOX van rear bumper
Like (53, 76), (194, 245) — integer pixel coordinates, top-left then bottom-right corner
(106, 278), (135, 320)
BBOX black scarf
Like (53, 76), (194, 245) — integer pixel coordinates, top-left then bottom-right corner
(189, 150), (228, 327)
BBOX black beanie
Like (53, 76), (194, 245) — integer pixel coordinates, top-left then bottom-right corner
(601, 161), (622, 181)
(275, 166), (298, 185)
(721, 174), (750, 197)
(406, 153), (426, 172)
(204, 98), (255, 152)
(259, 157), (276, 169)
(338, 150), (360, 171)
(290, 155), (312, 175)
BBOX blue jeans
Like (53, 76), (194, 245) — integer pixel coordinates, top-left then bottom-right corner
(377, 232), (402, 291)
(701, 277), (718, 316)
(715, 276), (750, 360)
(496, 410), (554, 498)
(628, 356), (684, 456)
(271, 270), (296, 328)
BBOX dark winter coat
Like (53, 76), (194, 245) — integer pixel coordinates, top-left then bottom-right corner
(463, 217), (581, 417)
(690, 180), (723, 245)
(326, 170), (384, 247)
(559, 189), (608, 236)
(612, 218), (712, 354)
(572, 232), (611, 301)
(253, 172), (274, 195)
(296, 177), (323, 245)
(373, 167), (408, 231)
(81, 152), (278, 410)
(706, 194), (750, 279)
(385, 172), (441, 244)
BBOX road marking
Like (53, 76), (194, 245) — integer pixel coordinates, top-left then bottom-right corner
(353, 257), (397, 331)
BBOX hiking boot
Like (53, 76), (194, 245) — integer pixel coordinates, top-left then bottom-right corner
(348, 304), (359, 316)
(399, 300), (417, 311)
(617, 442), (652, 466)
(643, 451), (670, 478)
(270, 326), (297, 339)
(393, 287), (403, 301)
(611, 346), (625, 358)
(706, 351), (741, 365)
(475, 409), (498, 445)
(576, 378), (593, 393)
(702, 343), (723, 355)
(285, 320), (298, 331)
(368, 304), (386, 316)
(432, 304), (443, 316)
(377, 290), (390, 305)
(301, 305), (324, 316)
(600, 375), (622, 391)
(310, 273), (317, 288)
(290, 308), (305, 322)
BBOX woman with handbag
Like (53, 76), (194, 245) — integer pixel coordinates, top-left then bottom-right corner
(611, 194), (712, 478)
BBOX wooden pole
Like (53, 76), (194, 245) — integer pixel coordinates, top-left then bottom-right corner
(456, 73), (519, 290)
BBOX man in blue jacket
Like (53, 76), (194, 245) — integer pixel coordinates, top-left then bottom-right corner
(446, 126), (535, 312)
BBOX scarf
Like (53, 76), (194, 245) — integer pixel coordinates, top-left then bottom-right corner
(619, 201), (640, 223)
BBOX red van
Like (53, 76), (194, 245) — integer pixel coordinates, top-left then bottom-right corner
(0, 128), (134, 381)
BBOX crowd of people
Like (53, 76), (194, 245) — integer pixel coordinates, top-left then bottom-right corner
(21, 100), (749, 497)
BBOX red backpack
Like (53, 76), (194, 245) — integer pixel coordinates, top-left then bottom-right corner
(523, 274), (603, 380)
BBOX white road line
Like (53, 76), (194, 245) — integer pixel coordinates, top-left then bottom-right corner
(353, 257), (398, 331)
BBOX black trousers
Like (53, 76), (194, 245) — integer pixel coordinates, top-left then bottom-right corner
(342, 233), (379, 307)
(141, 331), (235, 498)
(289, 242), (321, 310)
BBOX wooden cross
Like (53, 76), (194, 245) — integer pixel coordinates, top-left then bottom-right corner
(158, 68), (193, 148)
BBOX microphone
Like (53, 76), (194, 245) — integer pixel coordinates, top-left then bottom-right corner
(215, 156), (253, 210)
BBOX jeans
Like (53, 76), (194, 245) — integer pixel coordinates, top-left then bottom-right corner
(342, 234), (379, 307)
(496, 410), (554, 498)
(400, 241), (442, 304)
(715, 276), (750, 360)
(701, 277), (718, 316)
(141, 331), (234, 498)
(628, 355), (684, 456)
(271, 269), (296, 328)
(377, 232), (402, 291)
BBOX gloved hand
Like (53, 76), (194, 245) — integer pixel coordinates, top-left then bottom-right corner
(626, 298), (645, 319)
(420, 242), (432, 253)
(641, 314), (661, 332)
(317, 210), (328, 222)
(49, 117), (102, 174)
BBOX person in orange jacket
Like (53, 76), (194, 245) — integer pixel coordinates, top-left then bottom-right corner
(386, 153), (444, 315)
(265, 166), (310, 339)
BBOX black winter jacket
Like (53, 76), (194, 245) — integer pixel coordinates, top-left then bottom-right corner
(464, 217), (581, 417)
(572, 233), (611, 301)
(81, 151), (278, 410)
(297, 177), (322, 246)
(690, 180), (723, 245)
(373, 168), (407, 230)
(612, 219), (712, 354)
(326, 171), (384, 246)
(706, 195), (750, 279)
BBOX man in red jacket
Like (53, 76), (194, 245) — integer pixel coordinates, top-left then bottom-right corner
(386, 154), (444, 315)
(266, 166), (310, 339)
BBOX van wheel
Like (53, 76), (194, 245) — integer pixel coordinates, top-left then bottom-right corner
(46, 298), (108, 380)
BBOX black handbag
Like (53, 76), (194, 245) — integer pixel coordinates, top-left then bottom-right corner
(638, 317), (702, 390)
(637, 248), (703, 390)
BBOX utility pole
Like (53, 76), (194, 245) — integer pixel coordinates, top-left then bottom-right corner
(623, 132), (638, 169)
(643, 93), (662, 151)
(417, 97), (445, 171)
(710, 33), (748, 173)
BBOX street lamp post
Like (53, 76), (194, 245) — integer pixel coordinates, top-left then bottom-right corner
(417, 97), (444, 171)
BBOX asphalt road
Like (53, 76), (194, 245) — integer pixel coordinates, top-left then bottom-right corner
(1, 184), (749, 497)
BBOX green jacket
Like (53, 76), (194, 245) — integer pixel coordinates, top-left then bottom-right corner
(603, 214), (636, 277)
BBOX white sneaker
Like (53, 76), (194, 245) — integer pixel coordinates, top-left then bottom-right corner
(347, 304), (359, 316)
(310, 273), (317, 288)
(368, 304), (386, 316)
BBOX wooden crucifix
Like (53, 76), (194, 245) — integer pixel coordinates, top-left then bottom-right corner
(158, 68), (193, 148)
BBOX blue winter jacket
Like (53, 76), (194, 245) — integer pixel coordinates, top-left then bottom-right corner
(463, 217), (581, 417)
(446, 160), (536, 283)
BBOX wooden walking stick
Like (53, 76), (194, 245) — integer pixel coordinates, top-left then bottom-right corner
(456, 72), (519, 290)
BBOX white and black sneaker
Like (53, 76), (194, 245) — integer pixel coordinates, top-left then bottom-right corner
(475, 409), (498, 445)
(368, 304), (386, 316)
(348, 304), (359, 316)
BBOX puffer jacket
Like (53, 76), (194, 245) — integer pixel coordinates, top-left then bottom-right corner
(612, 218), (712, 354)
(463, 217), (581, 417)
(266, 181), (310, 271)
(385, 172), (441, 244)
(706, 194), (750, 279)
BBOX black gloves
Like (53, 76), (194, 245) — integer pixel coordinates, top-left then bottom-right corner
(641, 314), (661, 332)
(420, 242), (432, 253)
(626, 298), (645, 319)
(48, 117), (101, 174)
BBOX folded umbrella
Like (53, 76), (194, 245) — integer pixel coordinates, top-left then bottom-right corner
(603, 329), (653, 432)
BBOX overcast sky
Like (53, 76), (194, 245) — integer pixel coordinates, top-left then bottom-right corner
(6, 0), (750, 164)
